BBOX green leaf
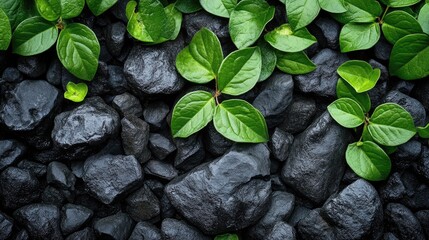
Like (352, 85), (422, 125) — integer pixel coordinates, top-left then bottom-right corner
(64, 82), (88, 102)
(214, 234), (239, 240)
(176, 28), (223, 83)
(340, 22), (380, 52)
(337, 60), (381, 93)
(200, 0), (237, 18)
(213, 99), (268, 143)
(327, 98), (365, 128)
(382, 10), (423, 45)
(346, 141), (391, 181)
(175, 0), (202, 13)
(417, 123), (429, 138)
(389, 34), (429, 80)
(380, 0), (420, 7)
(418, 4), (429, 34)
(368, 103), (416, 146)
(60, 0), (85, 19)
(125, 0), (137, 20)
(171, 90), (216, 138)
(0, 0), (38, 29)
(87, 0), (118, 16)
(218, 47), (262, 96)
(162, 4), (183, 41)
(318, 0), (347, 13)
(336, 78), (371, 113)
(57, 23), (100, 81)
(0, 8), (11, 50)
(35, 0), (61, 21)
(285, 0), (320, 30)
(12, 16), (58, 56)
(257, 40), (277, 81)
(229, 0), (275, 49)
(332, 0), (382, 24)
(276, 51), (316, 74)
(264, 24), (317, 52)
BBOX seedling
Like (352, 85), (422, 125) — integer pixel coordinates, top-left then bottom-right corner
(214, 233), (239, 240)
(64, 82), (88, 103)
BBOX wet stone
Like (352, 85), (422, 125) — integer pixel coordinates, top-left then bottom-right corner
(47, 161), (76, 190)
(94, 212), (135, 240)
(144, 160), (178, 181)
(125, 184), (161, 222)
(106, 22), (126, 57)
(61, 203), (93, 235)
(174, 134), (205, 171)
(269, 128), (294, 162)
(0, 139), (26, 171)
(0, 167), (40, 209)
(278, 94), (317, 134)
(161, 218), (210, 240)
(129, 221), (161, 240)
(148, 133), (176, 160)
(17, 56), (47, 78)
(143, 101), (169, 131)
(121, 116), (151, 163)
(183, 11), (229, 43)
(112, 92), (143, 118)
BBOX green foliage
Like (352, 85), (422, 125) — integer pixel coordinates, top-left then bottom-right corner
(0, 0), (38, 29)
(0, 8), (12, 50)
(87, 0), (118, 16)
(200, 0), (237, 18)
(257, 40), (277, 81)
(339, 22), (380, 52)
(328, 98), (365, 128)
(336, 78), (371, 113)
(64, 82), (88, 102)
(214, 234), (239, 240)
(175, 0), (202, 13)
(382, 10), (422, 44)
(418, 4), (429, 34)
(417, 123), (429, 138)
(264, 24), (317, 52)
(276, 51), (316, 74)
(337, 60), (381, 93)
(285, 0), (320, 30)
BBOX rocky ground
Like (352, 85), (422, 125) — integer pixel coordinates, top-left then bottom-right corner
(0, 1), (429, 240)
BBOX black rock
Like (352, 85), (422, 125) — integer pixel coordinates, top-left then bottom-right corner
(94, 212), (135, 240)
(148, 133), (176, 160)
(253, 72), (294, 127)
(416, 147), (429, 182)
(17, 160), (46, 178)
(124, 38), (185, 96)
(41, 186), (69, 205)
(0, 139), (26, 171)
(144, 160), (178, 181)
(82, 154), (143, 204)
(0, 80), (60, 132)
(51, 97), (120, 160)
(384, 90), (426, 126)
(297, 209), (335, 240)
(174, 134), (205, 171)
(46, 59), (62, 86)
(2, 67), (22, 83)
(110, 0), (130, 22)
(281, 111), (352, 204)
(391, 140), (422, 169)
(13, 204), (62, 240)
(106, 22), (126, 57)
(380, 172), (406, 201)
(61, 203), (93, 235)
(47, 161), (76, 190)
(129, 221), (161, 240)
(0, 167), (40, 209)
(160, 194), (176, 219)
(143, 101), (169, 130)
(183, 11), (229, 43)
(384, 232), (400, 240)
(294, 49), (348, 97)
(125, 184), (160, 222)
(161, 218), (210, 240)
(385, 203), (425, 240)
(391, 80), (415, 95)
(278, 94), (317, 134)
(0, 211), (13, 240)
(247, 191), (295, 240)
(203, 123), (233, 156)
(15, 229), (30, 240)
(288, 206), (313, 227)
(314, 18), (340, 50)
(17, 56), (47, 78)
(374, 37), (392, 61)
(112, 92), (143, 117)
(121, 116), (151, 163)
(322, 179), (383, 240)
(145, 179), (164, 198)
(269, 128), (293, 162)
(415, 210), (429, 238)
(267, 221), (296, 240)
(165, 144), (271, 234)
(87, 64), (128, 96)
(65, 227), (95, 240)
(412, 80), (429, 111)
(368, 59), (389, 108)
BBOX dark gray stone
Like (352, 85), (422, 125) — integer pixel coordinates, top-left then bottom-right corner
(94, 212), (134, 240)
(106, 22), (126, 57)
(183, 11), (229, 43)
(0, 212), (13, 240)
(125, 184), (160, 222)
(145, 179), (164, 198)
(322, 179), (383, 240)
(267, 222), (296, 240)
(392, 140), (422, 169)
(148, 133), (176, 160)
(297, 209), (335, 240)
(0, 80), (60, 132)
(416, 146), (429, 182)
(41, 186), (68, 205)
(87, 64), (128, 96)
(391, 80), (415, 95)
(47, 161), (76, 190)
(204, 123), (233, 156)
(65, 228), (95, 240)
(0, 167), (40, 209)
(165, 144), (271, 234)
(82, 154), (143, 204)
(385, 203), (425, 240)
(112, 92), (143, 117)
(314, 18), (340, 50)
(15, 229), (30, 240)
(384, 232), (400, 240)
(384, 90), (426, 126)
(121, 116), (151, 163)
(61, 204), (93, 235)
(374, 37), (392, 61)
(129, 222), (161, 240)
(143, 101), (169, 131)
(412, 81), (429, 111)
(13, 204), (62, 240)
(0, 139), (26, 171)
(17, 56), (47, 78)
(253, 73), (294, 127)
(124, 38), (185, 96)
(161, 218), (210, 240)
(46, 59), (62, 86)
(17, 160), (46, 178)
(174, 134), (205, 171)
(281, 111), (352, 204)
(160, 194), (176, 219)
(294, 49), (348, 97)
(380, 172), (406, 201)
(278, 94), (317, 134)
(416, 210), (429, 238)
(269, 128), (293, 162)
(144, 160), (178, 181)
(2, 67), (22, 82)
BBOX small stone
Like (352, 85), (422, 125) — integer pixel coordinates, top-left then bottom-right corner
(297, 209), (335, 240)
(41, 186), (69, 205)
(148, 133), (176, 160)
(391, 140), (422, 170)
(374, 37), (392, 61)
(47, 161), (76, 190)
(87, 63), (128, 96)
(112, 92), (143, 118)
(125, 184), (161, 222)
(174, 134), (205, 171)
(415, 210), (429, 238)
(145, 179), (164, 198)
(121, 116), (151, 163)
(14, 229), (30, 240)
(278, 94), (317, 134)
(385, 203), (425, 240)
(203, 123), (233, 156)
(94, 212), (135, 240)
(17, 56), (47, 78)
(0, 167), (40, 209)
(269, 128), (293, 162)
(2, 67), (22, 82)
(65, 228), (95, 240)
(61, 204), (93, 235)
(106, 22), (126, 57)
(46, 59), (62, 86)
(380, 172), (406, 201)
(161, 218), (210, 240)
(416, 147), (429, 182)
(144, 160), (178, 181)
(143, 101), (170, 131)
(287, 206), (312, 227)
(0, 139), (26, 171)
(314, 18), (340, 50)
(183, 11), (229, 43)
(160, 194), (176, 219)
(129, 221), (161, 240)
(267, 222), (296, 240)
(0, 211), (13, 240)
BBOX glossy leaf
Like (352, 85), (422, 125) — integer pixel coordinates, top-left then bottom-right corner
(368, 103), (416, 146)
(336, 78), (371, 113)
(60, 0), (85, 19)
(340, 22), (380, 52)
(265, 24), (316, 52)
(0, 8), (11, 50)
(285, 0), (320, 30)
(417, 123), (429, 138)
(346, 141), (391, 181)
(318, 0), (347, 13)
(125, 0), (137, 20)
(171, 90), (216, 138)
(327, 98), (365, 128)
(35, 0), (61, 21)
(87, 0), (118, 16)
(380, 0), (420, 7)
(332, 0), (382, 24)
(214, 234), (239, 240)
(213, 99), (268, 143)
(218, 47), (262, 96)
(418, 4), (429, 34)
(200, 0), (237, 18)
(64, 82), (88, 102)
(258, 40), (277, 81)
(162, 4), (183, 42)
(389, 34), (429, 80)
(12, 16), (58, 56)
(337, 60), (381, 93)
(175, 0), (202, 13)
(57, 23), (100, 81)
(229, 0), (275, 49)
(276, 51), (316, 74)
(382, 10), (422, 45)
(176, 28), (223, 83)
(0, 0), (38, 29)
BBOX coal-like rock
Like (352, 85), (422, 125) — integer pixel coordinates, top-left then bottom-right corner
(47, 161), (76, 190)
(112, 92), (143, 118)
(278, 94), (317, 134)
(0, 211), (13, 239)
(121, 116), (151, 163)
(0, 139), (26, 171)
(148, 133), (176, 160)
(106, 22), (126, 57)
(143, 101), (169, 130)
(125, 184), (160, 222)
(314, 18), (340, 50)
(144, 160), (178, 181)
(269, 128), (293, 162)
(46, 59), (62, 86)
(129, 221), (161, 240)
(183, 11), (229, 43)
(297, 209), (335, 240)
(2, 67), (22, 83)
(416, 210), (429, 238)
(17, 56), (47, 78)
(0, 167), (40, 209)
(267, 221), (296, 240)
(384, 90), (426, 126)
(161, 218), (210, 240)
(65, 227), (95, 240)
(385, 203), (425, 240)
(380, 172), (406, 201)
(94, 212), (135, 240)
(203, 123), (233, 156)
(392, 140), (422, 169)
(174, 134), (205, 171)
(61, 204), (93, 235)
(41, 186), (69, 205)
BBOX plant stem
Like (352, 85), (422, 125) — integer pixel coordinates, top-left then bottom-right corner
(214, 77), (220, 105)
(380, 6), (390, 23)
